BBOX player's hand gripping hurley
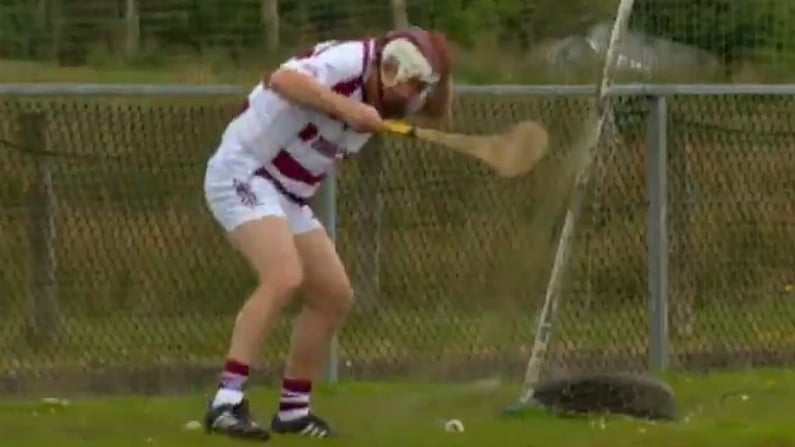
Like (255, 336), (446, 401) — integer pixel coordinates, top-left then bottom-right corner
(504, 0), (636, 414)
(380, 117), (550, 177)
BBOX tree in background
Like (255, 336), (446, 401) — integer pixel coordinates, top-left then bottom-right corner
(0, 0), (793, 79)
(633, 0), (795, 76)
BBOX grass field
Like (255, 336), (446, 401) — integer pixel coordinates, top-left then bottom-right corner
(0, 45), (556, 86)
(1, 369), (793, 447)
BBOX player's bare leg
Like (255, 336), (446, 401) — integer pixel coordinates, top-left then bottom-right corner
(271, 227), (354, 438)
(205, 216), (303, 441)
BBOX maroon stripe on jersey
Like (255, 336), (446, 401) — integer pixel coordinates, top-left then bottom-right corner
(298, 123), (318, 141)
(271, 150), (326, 185)
(253, 168), (309, 206)
(361, 40), (371, 79)
(360, 40), (373, 102)
(360, 40), (372, 102)
(298, 122), (337, 159)
(330, 40), (370, 97)
(332, 79), (360, 97)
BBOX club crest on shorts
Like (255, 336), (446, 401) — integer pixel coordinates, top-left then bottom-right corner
(233, 179), (258, 208)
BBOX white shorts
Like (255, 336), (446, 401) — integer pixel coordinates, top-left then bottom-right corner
(203, 160), (321, 234)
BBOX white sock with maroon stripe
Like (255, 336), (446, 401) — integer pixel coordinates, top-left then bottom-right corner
(212, 359), (249, 408)
(277, 378), (312, 422)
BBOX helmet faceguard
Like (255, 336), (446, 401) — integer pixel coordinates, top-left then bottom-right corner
(378, 27), (453, 119)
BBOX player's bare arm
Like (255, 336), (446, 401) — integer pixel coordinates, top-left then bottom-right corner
(268, 68), (384, 133)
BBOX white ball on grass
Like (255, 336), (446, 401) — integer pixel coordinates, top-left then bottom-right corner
(444, 419), (464, 433)
(183, 420), (202, 431)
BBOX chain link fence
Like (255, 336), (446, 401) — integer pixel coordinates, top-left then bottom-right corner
(666, 92), (795, 368)
(1, 85), (794, 397)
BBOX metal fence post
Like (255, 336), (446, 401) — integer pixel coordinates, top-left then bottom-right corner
(645, 95), (669, 371)
(315, 167), (339, 383)
(20, 110), (61, 343)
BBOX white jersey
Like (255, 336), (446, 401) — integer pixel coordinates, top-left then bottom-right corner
(210, 39), (376, 204)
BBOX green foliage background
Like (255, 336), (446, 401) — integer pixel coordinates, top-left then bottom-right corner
(1, 0), (795, 81)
